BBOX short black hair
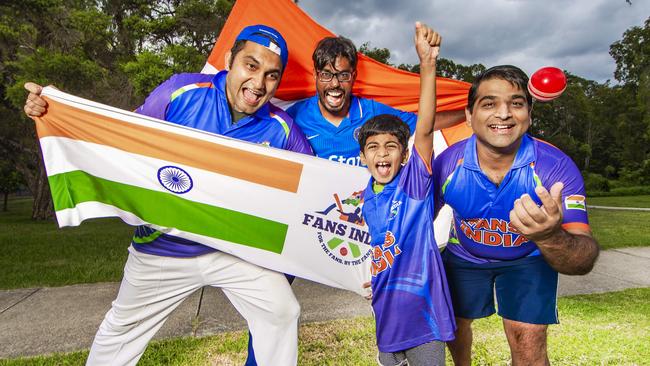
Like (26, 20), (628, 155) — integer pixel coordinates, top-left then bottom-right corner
(358, 114), (410, 153)
(467, 65), (532, 112)
(228, 35), (284, 73)
(312, 36), (358, 71)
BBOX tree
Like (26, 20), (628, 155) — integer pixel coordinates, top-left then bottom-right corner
(358, 42), (392, 65)
(0, 0), (233, 219)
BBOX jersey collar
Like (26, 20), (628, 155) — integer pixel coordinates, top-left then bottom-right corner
(463, 133), (536, 171)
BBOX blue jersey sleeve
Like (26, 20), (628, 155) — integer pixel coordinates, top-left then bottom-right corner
(535, 141), (589, 229)
(269, 103), (314, 156)
(368, 100), (418, 133)
(135, 73), (214, 120)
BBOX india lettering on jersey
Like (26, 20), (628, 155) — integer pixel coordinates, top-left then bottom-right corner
(371, 230), (403, 276)
(459, 218), (528, 248)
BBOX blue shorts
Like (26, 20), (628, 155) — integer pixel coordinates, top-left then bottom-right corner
(442, 250), (559, 324)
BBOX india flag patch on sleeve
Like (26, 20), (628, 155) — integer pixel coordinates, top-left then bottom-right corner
(565, 195), (587, 211)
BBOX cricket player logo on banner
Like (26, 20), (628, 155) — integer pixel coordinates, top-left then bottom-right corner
(301, 190), (372, 266)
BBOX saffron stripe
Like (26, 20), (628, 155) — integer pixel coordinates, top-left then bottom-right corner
(36, 97), (303, 193)
(48, 170), (288, 253)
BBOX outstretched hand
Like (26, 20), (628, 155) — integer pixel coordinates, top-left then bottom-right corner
(414, 21), (441, 69)
(509, 182), (564, 243)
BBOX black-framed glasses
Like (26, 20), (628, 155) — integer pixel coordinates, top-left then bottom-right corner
(317, 70), (354, 82)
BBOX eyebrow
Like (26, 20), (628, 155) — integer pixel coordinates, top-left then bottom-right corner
(477, 94), (527, 103)
(243, 55), (281, 75)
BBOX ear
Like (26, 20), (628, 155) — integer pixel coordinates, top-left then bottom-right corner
(465, 107), (472, 127)
(224, 51), (232, 71)
(402, 148), (410, 165)
(359, 151), (367, 166)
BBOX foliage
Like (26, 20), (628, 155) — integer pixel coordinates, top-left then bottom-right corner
(0, 0), (233, 219)
(358, 42), (391, 65)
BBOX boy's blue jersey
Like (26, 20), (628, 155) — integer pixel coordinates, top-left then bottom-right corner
(131, 71), (313, 258)
(287, 95), (416, 166)
(434, 134), (590, 263)
(362, 149), (456, 352)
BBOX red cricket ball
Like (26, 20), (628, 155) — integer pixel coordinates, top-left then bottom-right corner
(528, 67), (567, 101)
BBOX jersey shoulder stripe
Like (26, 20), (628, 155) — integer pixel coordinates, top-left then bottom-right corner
(170, 82), (215, 102)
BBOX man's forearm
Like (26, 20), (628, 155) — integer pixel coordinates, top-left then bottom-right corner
(535, 229), (600, 275)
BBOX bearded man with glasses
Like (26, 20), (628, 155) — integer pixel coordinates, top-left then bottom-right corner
(286, 35), (465, 166)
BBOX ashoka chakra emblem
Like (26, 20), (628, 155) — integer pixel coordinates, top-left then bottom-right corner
(157, 166), (193, 194)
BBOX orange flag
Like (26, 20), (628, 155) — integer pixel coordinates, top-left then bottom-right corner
(204, 0), (472, 146)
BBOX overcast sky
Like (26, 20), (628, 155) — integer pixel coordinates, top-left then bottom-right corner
(297, 0), (649, 83)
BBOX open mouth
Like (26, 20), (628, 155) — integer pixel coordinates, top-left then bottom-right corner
(243, 88), (263, 105)
(376, 161), (391, 176)
(325, 89), (344, 107)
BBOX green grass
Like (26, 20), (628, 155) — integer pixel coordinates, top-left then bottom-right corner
(588, 208), (650, 250)
(3, 288), (649, 365)
(589, 194), (650, 207)
(0, 197), (132, 289)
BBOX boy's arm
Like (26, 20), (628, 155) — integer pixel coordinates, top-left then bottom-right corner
(413, 22), (441, 163)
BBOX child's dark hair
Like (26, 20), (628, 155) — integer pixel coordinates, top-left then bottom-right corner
(358, 114), (411, 152)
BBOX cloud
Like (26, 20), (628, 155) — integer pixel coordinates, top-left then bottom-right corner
(298, 0), (649, 82)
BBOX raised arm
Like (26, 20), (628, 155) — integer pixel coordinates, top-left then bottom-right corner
(413, 22), (441, 161)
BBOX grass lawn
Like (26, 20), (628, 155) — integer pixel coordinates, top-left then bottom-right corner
(3, 287), (649, 365)
(589, 194), (650, 207)
(0, 197), (132, 289)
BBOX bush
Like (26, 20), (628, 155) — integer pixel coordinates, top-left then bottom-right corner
(583, 173), (610, 193)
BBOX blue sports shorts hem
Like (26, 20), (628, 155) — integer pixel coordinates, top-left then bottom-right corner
(442, 250), (559, 324)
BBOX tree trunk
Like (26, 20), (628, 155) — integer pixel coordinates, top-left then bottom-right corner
(31, 147), (54, 220)
(3, 192), (7, 212)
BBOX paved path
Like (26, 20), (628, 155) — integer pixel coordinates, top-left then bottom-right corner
(1, 247), (649, 360)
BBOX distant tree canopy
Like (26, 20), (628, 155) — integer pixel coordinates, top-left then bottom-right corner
(360, 17), (650, 190)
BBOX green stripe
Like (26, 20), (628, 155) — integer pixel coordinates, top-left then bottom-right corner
(448, 237), (460, 244)
(567, 203), (586, 209)
(441, 172), (454, 195)
(274, 117), (290, 138)
(170, 86), (192, 101)
(49, 170), (287, 254)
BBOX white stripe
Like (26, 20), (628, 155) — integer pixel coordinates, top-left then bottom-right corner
(41, 137), (304, 224)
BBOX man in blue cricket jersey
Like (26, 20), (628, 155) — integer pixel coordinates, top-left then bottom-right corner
(433, 65), (600, 365)
(286, 35), (465, 166)
(24, 24), (312, 366)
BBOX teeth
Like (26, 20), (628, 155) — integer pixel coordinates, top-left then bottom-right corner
(490, 125), (512, 129)
(327, 90), (343, 97)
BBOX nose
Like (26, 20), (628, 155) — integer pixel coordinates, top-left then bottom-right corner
(329, 76), (340, 87)
(251, 71), (265, 89)
(495, 102), (511, 119)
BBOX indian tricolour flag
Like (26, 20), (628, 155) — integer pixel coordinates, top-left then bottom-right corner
(35, 87), (374, 295)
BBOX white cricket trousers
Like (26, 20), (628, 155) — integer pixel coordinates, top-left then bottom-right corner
(86, 246), (300, 366)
